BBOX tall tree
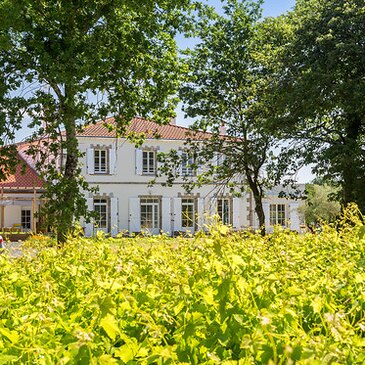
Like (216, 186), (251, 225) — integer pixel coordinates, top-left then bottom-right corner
(298, 183), (341, 229)
(0, 0), (194, 242)
(264, 0), (365, 212)
(164, 0), (284, 234)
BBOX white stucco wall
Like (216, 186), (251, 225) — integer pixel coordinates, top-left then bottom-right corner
(77, 135), (303, 236)
(1, 192), (41, 231)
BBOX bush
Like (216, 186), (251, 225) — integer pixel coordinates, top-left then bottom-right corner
(0, 207), (365, 364)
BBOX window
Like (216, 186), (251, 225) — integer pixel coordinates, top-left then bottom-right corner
(182, 198), (195, 228)
(217, 198), (231, 225)
(140, 198), (160, 231)
(142, 151), (156, 175)
(60, 149), (67, 171)
(94, 149), (108, 174)
(21, 209), (31, 229)
(270, 204), (286, 226)
(94, 198), (108, 229)
(215, 152), (226, 167)
(181, 152), (194, 176)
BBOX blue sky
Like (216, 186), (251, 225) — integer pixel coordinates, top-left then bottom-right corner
(15, 0), (296, 142)
(261, 0), (296, 17)
(14, 0), (312, 182)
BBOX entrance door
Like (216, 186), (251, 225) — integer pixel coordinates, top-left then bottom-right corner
(140, 198), (160, 235)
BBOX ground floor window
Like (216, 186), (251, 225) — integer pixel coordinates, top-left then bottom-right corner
(270, 204), (286, 226)
(21, 209), (31, 229)
(182, 198), (195, 228)
(140, 198), (160, 231)
(94, 198), (108, 229)
(217, 198), (231, 225)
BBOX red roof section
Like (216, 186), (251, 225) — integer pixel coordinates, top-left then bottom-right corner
(77, 117), (213, 140)
(0, 153), (44, 189)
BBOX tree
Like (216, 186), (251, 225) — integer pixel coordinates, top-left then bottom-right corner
(264, 0), (365, 212)
(160, 0), (286, 234)
(0, 0), (195, 242)
(298, 183), (341, 229)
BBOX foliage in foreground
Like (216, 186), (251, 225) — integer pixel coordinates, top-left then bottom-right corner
(1, 207), (365, 364)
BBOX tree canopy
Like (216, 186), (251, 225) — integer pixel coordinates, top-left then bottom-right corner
(263, 0), (365, 212)
(298, 183), (341, 228)
(0, 0), (195, 241)
(160, 0), (287, 234)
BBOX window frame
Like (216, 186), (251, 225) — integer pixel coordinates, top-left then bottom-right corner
(140, 198), (161, 232)
(94, 198), (109, 229)
(142, 150), (156, 175)
(181, 152), (194, 176)
(217, 198), (232, 225)
(181, 198), (195, 229)
(21, 209), (31, 230)
(269, 204), (286, 226)
(94, 148), (109, 174)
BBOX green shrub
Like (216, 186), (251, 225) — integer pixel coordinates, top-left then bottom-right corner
(0, 206), (365, 364)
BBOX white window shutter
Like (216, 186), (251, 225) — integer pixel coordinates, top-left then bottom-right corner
(196, 158), (203, 176)
(208, 196), (218, 226)
(289, 202), (300, 232)
(128, 197), (140, 233)
(232, 198), (241, 230)
(110, 197), (119, 237)
(109, 148), (116, 175)
(156, 150), (163, 177)
(135, 149), (143, 175)
(86, 148), (94, 175)
(173, 197), (182, 233)
(212, 152), (219, 166)
(84, 197), (94, 237)
(161, 197), (172, 235)
(177, 151), (183, 176)
(197, 198), (205, 230)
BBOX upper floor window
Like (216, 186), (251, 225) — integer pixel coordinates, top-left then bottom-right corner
(181, 152), (194, 176)
(94, 149), (108, 174)
(59, 149), (67, 172)
(86, 146), (115, 175)
(142, 151), (156, 175)
(270, 204), (286, 226)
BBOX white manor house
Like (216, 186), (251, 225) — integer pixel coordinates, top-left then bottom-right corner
(0, 117), (303, 236)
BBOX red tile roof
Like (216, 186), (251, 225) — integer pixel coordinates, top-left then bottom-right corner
(0, 153), (44, 189)
(7, 117), (214, 189)
(77, 117), (213, 140)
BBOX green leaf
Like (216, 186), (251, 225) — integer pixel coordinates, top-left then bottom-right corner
(358, 226), (365, 239)
(97, 354), (118, 365)
(114, 344), (138, 362)
(0, 355), (19, 365)
(0, 328), (19, 343)
(100, 315), (120, 341)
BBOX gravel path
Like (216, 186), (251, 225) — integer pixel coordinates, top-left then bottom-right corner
(1, 241), (25, 258)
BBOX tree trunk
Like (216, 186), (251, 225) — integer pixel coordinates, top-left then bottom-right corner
(57, 85), (79, 244)
(246, 174), (265, 236)
(341, 113), (363, 210)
